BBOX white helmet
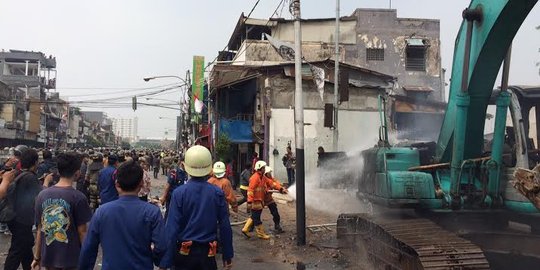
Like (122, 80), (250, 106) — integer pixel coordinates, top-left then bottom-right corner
(254, 160), (267, 171)
(213, 161), (226, 178)
(184, 145), (212, 177)
(264, 166), (273, 175)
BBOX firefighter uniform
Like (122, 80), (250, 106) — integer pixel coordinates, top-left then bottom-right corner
(242, 160), (271, 240)
(208, 162), (238, 213)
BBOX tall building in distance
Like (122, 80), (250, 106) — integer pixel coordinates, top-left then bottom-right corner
(112, 117), (138, 143)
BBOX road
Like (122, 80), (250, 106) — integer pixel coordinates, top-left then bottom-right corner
(1, 171), (362, 269)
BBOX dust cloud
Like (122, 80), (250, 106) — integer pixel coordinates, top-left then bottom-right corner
(287, 136), (386, 215)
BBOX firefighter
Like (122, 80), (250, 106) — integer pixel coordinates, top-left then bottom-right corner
(242, 160), (271, 240)
(263, 166), (287, 233)
(86, 152), (104, 211)
(159, 145), (233, 270)
(208, 161), (238, 213)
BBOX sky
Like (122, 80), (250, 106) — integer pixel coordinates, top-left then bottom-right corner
(0, 0), (538, 139)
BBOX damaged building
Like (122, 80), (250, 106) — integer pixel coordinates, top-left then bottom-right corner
(210, 8), (444, 180)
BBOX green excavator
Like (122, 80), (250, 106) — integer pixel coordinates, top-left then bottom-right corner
(337, 0), (540, 269)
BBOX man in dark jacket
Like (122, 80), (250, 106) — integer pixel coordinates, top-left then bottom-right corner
(36, 150), (56, 179)
(1, 148), (42, 270)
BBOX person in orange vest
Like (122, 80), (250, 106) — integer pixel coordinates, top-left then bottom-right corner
(208, 162), (238, 213)
(242, 160), (271, 240)
(262, 166), (287, 233)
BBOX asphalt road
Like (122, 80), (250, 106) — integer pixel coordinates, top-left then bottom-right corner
(0, 171), (354, 269)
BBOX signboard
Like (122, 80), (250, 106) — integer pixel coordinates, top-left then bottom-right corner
(192, 56), (205, 120)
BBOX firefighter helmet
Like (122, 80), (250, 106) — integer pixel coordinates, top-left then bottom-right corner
(213, 161), (226, 178)
(254, 160), (267, 171)
(184, 145), (212, 177)
(264, 166), (273, 175)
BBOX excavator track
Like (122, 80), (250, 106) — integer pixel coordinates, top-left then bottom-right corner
(337, 214), (490, 269)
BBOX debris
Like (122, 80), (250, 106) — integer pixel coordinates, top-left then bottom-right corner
(296, 261), (306, 270)
(513, 167), (540, 210)
(307, 223), (336, 233)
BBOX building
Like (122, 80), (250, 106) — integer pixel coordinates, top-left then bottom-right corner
(81, 111), (116, 147)
(224, 9), (443, 101)
(209, 8), (445, 181)
(0, 50), (57, 147)
(112, 117), (138, 143)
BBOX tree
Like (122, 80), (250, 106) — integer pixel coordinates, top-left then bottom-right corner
(215, 133), (232, 161)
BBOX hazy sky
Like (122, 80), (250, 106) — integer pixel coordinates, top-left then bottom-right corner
(0, 0), (538, 138)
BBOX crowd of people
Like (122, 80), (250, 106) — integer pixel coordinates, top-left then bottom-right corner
(0, 144), (290, 270)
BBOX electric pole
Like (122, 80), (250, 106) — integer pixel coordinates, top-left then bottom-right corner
(333, 0), (340, 151)
(292, 0), (306, 246)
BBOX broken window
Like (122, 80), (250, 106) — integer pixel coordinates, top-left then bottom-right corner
(366, 48), (384, 61)
(405, 39), (426, 71)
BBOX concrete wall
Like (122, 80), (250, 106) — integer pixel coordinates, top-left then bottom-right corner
(264, 73), (384, 181)
(272, 20), (357, 44)
(348, 9), (442, 101)
(268, 108), (380, 182)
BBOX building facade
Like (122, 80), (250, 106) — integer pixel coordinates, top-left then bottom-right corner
(112, 117), (138, 143)
(0, 50), (57, 147)
(209, 8), (445, 181)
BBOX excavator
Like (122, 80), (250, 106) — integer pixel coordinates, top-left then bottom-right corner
(336, 0), (540, 269)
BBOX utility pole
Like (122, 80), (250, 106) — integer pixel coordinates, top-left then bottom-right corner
(292, 0), (306, 246)
(333, 0), (340, 151)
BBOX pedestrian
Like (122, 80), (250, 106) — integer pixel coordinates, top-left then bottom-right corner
(79, 159), (166, 270)
(262, 166), (288, 233)
(86, 152), (104, 211)
(317, 146), (325, 167)
(225, 159), (236, 190)
(251, 152), (259, 173)
(98, 154), (119, 205)
(160, 159), (188, 218)
(282, 146), (296, 186)
(76, 153), (90, 199)
(208, 161), (238, 213)
(32, 152), (93, 270)
(158, 145), (233, 270)
(236, 163), (251, 207)
(153, 155), (160, 179)
(242, 160), (271, 240)
(138, 160), (152, 202)
(36, 150), (56, 179)
(0, 148), (42, 270)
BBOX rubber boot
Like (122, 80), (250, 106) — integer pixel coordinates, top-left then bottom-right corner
(255, 224), (271, 240)
(242, 218), (253, 238)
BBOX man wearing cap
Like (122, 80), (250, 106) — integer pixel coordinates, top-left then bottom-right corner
(98, 154), (119, 205)
(208, 161), (238, 213)
(159, 145), (233, 270)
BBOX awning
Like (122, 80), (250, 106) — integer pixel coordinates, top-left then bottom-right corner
(219, 119), (253, 143)
(406, 38), (425, 46)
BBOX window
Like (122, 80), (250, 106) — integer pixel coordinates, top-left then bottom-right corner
(366, 48), (384, 61)
(406, 45), (426, 71)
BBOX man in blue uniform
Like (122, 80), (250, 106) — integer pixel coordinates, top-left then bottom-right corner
(159, 145), (233, 270)
(160, 159), (188, 218)
(79, 159), (166, 270)
(97, 154), (118, 205)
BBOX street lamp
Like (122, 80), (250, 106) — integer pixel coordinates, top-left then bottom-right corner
(144, 72), (191, 153)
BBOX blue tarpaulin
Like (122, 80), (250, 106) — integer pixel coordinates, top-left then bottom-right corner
(219, 119), (253, 143)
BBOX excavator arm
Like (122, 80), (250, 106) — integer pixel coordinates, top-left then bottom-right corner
(436, 0), (537, 163)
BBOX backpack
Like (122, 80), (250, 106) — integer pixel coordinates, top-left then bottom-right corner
(0, 171), (30, 223)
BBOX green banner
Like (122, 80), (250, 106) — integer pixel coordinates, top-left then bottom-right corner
(192, 56), (205, 120)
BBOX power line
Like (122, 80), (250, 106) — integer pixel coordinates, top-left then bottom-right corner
(59, 82), (181, 97)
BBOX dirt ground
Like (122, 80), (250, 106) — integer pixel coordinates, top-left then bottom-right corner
(0, 171), (369, 269)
